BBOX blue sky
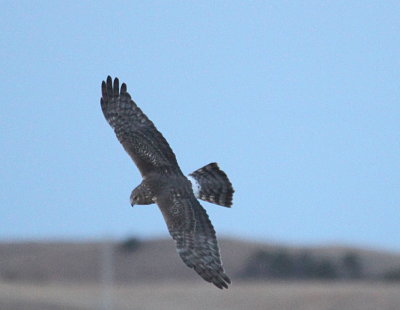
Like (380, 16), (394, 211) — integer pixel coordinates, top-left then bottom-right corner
(1, 1), (399, 250)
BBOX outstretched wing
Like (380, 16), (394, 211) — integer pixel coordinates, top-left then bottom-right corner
(101, 76), (180, 176)
(157, 188), (231, 289)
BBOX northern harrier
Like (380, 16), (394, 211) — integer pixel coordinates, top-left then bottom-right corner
(101, 76), (234, 289)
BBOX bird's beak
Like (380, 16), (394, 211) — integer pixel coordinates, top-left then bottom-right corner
(130, 199), (136, 208)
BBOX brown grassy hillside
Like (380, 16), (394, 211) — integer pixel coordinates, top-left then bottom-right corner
(1, 238), (399, 284)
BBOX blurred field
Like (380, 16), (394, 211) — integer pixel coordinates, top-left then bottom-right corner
(1, 281), (399, 310)
(2, 239), (400, 282)
(1, 239), (399, 309)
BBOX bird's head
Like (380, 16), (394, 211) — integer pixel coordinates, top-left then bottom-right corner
(130, 186), (153, 207)
(130, 192), (139, 207)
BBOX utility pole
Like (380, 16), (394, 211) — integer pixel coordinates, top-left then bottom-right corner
(100, 238), (114, 310)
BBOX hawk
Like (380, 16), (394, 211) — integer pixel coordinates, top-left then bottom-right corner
(101, 76), (234, 289)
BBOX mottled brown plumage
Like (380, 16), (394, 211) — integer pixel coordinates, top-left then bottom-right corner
(100, 76), (232, 289)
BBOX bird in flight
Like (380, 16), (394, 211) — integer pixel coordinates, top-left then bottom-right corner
(100, 76), (234, 289)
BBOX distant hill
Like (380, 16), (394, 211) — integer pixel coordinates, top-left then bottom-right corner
(1, 238), (400, 284)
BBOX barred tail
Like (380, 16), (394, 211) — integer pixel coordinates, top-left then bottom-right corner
(188, 163), (234, 207)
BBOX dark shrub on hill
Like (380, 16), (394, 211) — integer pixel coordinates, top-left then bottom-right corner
(383, 267), (400, 281)
(313, 259), (337, 279)
(240, 249), (297, 279)
(240, 249), (341, 280)
(341, 252), (363, 279)
(118, 237), (142, 253)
